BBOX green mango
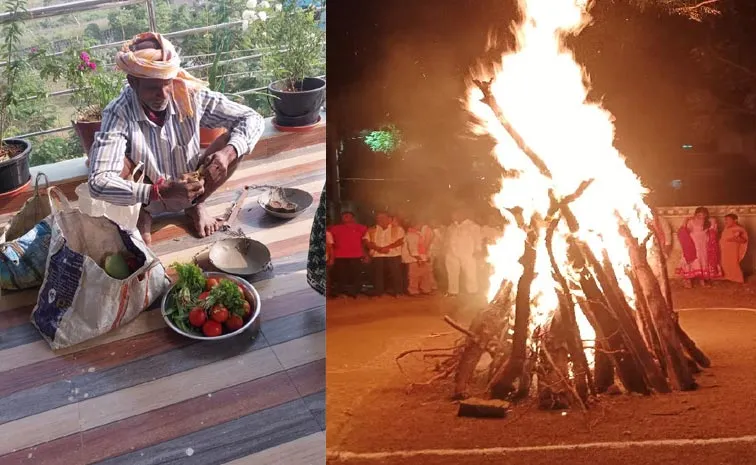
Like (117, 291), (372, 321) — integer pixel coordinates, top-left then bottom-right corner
(104, 253), (131, 280)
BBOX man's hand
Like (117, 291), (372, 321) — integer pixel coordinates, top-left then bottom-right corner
(201, 145), (237, 186)
(161, 175), (205, 203)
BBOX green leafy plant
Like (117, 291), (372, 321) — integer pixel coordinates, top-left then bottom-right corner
(206, 0), (237, 94)
(205, 278), (246, 317)
(0, 0), (29, 156)
(363, 126), (403, 153)
(31, 134), (83, 167)
(4, 67), (56, 138)
(257, 0), (325, 91)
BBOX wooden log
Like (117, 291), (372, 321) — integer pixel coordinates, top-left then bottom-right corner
(545, 209), (591, 400)
(556, 202), (650, 395)
(675, 320), (711, 368)
(458, 398), (510, 418)
(490, 214), (540, 399)
(619, 221), (697, 391)
(593, 339), (615, 393)
(647, 221), (710, 369)
(627, 268), (666, 371)
(566, 240), (650, 394)
(584, 246), (671, 393)
(537, 338), (571, 409)
(452, 280), (513, 399)
(649, 237), (675, 313)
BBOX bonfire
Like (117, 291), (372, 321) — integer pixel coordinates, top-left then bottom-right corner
(414, 0), (710, 412)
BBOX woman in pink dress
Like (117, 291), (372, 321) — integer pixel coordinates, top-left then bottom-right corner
(677, 207), (722, 288)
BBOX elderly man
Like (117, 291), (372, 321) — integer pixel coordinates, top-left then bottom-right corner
(88, 32), (264, 244)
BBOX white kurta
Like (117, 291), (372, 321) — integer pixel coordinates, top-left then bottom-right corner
(445, 219), (481, 295)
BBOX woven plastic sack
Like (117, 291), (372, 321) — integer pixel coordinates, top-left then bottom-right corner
(30, 186), (169, 350)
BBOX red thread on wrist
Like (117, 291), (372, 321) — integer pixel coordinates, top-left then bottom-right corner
(151, 177), (166, 202)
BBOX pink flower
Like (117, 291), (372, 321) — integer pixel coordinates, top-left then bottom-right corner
(88, 61), (96, 70)
(80, 51), (90, 62)
(30, 47), (38, 53)
(78, 64), (85, 71)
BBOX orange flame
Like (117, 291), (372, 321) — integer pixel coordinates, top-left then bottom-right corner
(468, 0), (653, 360)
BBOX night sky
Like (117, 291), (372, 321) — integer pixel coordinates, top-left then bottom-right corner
(327, 0), (749, 215)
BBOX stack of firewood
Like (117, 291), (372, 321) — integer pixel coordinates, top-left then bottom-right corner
(445, 80), (709, 410)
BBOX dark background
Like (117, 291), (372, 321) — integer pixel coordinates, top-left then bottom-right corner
(326, 0), (756, 222)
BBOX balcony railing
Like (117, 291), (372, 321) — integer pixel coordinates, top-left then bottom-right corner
(4, 0), (325, 140)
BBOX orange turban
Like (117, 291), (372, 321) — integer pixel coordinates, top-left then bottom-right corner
(116, 32), (207, 120)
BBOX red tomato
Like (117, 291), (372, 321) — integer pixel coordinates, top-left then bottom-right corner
(202, 320), (222, 337)
(210, 305), (229, 323)
(205, 278), (219, 290)
(198, 291), (210, 301)
(241, 300), (252, 319)
(188, 307), (207, 327)
(225, 314), (244, 332)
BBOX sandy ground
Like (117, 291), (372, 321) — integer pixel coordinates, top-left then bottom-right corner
(326, 279), (756, 465)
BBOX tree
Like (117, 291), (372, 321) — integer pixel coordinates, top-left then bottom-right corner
(626, 0), (721, 21)
(626, 0), (756, 144)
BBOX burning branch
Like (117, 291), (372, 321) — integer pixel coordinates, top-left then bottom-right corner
(473, 79), (553, 179)
(490, 213), (541, 399)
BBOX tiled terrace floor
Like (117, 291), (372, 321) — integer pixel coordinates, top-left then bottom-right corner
(0, 139), (326, 464)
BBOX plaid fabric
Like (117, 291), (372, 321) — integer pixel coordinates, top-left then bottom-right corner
(307, 187), (326, 296)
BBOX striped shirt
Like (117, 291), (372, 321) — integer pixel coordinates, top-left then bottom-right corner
(88, 85), (264, 206)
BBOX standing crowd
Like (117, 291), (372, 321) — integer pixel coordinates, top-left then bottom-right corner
(326, 208), (501, 299)
(328, 205), (752, 299)
(673, 207), (749, 287)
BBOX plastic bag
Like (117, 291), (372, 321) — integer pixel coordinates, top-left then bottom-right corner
(30, 185), (169, 350)
(75, 161), (144, 231)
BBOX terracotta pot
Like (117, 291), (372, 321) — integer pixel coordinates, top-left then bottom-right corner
(72, 120), (101, 158)
(200, 127), (228, 149)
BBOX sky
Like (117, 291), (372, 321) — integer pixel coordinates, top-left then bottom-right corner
(327, 0), (748, 209)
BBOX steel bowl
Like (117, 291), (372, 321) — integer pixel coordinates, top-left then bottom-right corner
(257, 187), (314, 219)
(160, 272), (261, 341)
(208, 237), (271, 276)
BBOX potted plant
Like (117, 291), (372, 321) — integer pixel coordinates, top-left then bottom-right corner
(34, 46), (123, 159)
(0, 0), (32, 197)
(252, 0), (325, 129)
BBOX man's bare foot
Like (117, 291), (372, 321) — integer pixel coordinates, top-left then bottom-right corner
(186, 203), (225, 238)
(137, 209), (153, 246)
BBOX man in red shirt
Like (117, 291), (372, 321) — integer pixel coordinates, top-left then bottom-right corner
(328, 210), (368, 297)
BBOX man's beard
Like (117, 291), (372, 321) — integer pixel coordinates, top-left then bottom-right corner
(147, 99), (170, 111)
